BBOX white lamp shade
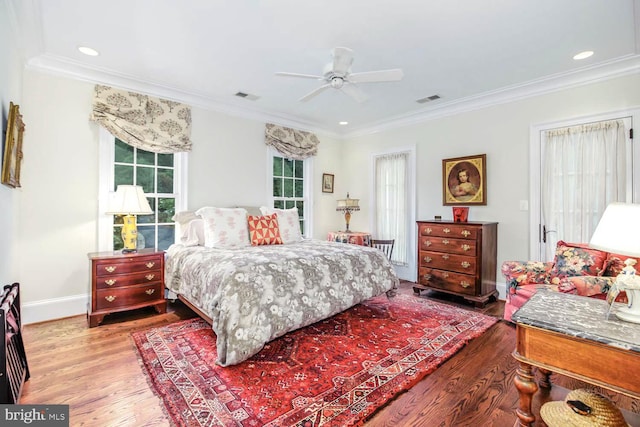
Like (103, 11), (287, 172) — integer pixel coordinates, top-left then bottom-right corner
(106, 185), (153, 215)
(336, 193), (360, 211)
(589, 203), (640, 257)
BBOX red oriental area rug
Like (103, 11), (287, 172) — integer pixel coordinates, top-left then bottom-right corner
(132, 294), (498, 427)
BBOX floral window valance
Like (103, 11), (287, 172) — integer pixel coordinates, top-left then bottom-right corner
(90, 85), (192, 153)
(264, 123), (320, 160)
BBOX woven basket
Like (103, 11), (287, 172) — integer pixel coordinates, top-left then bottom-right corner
(540, 389), (629, 427)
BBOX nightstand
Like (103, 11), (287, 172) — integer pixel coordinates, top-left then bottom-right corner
(87, 249), (166, 327)
(327, 231), (372, 246)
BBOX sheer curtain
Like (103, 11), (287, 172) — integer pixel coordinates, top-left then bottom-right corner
(375, 152), (408, 265)
(542, 119), (626, 257)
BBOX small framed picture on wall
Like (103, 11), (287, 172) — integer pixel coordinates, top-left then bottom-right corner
(442, 154), (486, 205)
(322, 173), (334, 193)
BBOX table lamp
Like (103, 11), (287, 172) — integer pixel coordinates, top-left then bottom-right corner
(106, 185), (153, 253)
(589, 202), (640, 323)
(336, 192), (360, 232)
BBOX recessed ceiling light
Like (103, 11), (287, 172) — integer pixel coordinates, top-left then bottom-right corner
(573, 50), (594, 60)
(78, 46), (99, 56)
(339, 121), (349, 125)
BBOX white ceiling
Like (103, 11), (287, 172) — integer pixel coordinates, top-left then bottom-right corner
(9, 0), (640, 136)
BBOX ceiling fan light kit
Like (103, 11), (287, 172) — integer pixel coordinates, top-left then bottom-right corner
(276, 47), (403, 103)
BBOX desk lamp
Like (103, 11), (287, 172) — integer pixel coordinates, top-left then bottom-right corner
(336, 193), (360, 232)
(106, 185), (153, 253)
(589, 203), (640, 323)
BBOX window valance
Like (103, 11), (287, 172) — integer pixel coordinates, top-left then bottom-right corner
(264, 123), (320, 160)
(90, 85), (192, 153)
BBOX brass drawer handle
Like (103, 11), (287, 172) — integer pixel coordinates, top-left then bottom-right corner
(443, 228), (450, 234)
(461, 244), (471, 251)
(461, 230), (471, 237)
(145, 274), (155, 281)
(425, 227), (432, 235)
(442, 239), (450, 245)
(146, 262), (155, 269)
(459, 281), (471, 288)
(442, 254), (450, 260)
(442, 272), (449, 278)
(423, 274), (432, 281)
(145, 289), (155, 295)
(105, 266), (116, 273)
(424, 240), (432, 247)
(105, 279), (116, 286)
(461, 261), (471, 268)
(105, 295), (116, 302)
(424, 256), (432, 263)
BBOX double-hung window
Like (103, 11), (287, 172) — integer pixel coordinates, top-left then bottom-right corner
(269, 151), (312, 237)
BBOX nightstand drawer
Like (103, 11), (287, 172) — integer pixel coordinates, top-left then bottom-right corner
(95, 270), (162, 289)
(94, 256), (162, 277)
(95, 283), (163, 311)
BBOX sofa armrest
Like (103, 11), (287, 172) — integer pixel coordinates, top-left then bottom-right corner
(502, 260), (554, 297)
(560, 275), (617, 297)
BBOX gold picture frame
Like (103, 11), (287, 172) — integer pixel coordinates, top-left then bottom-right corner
(2, 102), (25, 188)
(322, 173), (334, 193)
(442, 154), (486, 205)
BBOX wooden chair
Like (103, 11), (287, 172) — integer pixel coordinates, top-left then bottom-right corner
(371, 239), (395, 261)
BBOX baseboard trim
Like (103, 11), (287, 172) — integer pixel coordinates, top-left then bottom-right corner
(23, 293), (88, 325)
(496, 281), (506, 301)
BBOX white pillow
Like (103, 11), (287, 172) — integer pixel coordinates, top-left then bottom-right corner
(181, 218), (205, 246)
(259, 206), (302, 244)
(195, 207), (250, 249)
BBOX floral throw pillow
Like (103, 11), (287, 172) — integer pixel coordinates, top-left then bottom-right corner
(548, 241), (607, 279)
(603, 253), (640, 276)
(247, 213), (283, 246)
(195, 207), (250, 249)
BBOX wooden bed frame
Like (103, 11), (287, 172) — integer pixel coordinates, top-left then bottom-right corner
(0, 282), (30, 404)
(178, 294), (213, 325)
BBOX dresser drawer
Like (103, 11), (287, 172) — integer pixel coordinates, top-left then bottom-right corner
(95, 270), (162, 289)
(418, 223), (477, 240)
(95, 283), (163, 311)
(94, 255), (162, 277)
(419, 250), (477, 274)
(419, 236), (477, 256)
(419, 267), (476, 296)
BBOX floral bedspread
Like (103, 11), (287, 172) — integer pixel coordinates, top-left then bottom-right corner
(165, 239), (399, 366)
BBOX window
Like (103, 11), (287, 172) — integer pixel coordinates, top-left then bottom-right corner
(269, 152), (312, 237)
(99, 129), (187, 252)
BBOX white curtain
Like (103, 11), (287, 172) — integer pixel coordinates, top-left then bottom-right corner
(375, 152), (408, 265)
(542, 119), (626, 257)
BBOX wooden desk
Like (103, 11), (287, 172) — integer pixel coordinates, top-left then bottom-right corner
(512, 291), (640, 426)
(327, 231), (371, 246)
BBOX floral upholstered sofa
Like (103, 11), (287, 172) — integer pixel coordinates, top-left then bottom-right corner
(502, 240), (635, 321)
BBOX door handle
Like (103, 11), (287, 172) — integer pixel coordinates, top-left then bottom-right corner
(542, 225), (556, 243)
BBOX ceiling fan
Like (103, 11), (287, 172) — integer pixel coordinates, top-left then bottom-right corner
(275, 47), (404, 103)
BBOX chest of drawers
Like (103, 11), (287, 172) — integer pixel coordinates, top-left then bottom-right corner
(88, 249), (166, 327)
(415, 220), (498, 307)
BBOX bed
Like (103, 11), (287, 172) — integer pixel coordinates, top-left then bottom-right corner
(165, 239), (399, 366)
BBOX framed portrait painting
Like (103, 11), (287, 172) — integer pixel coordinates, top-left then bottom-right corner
(442, 154), (486, 205)
(1, 102), (25, 188)
(322, 173), (334, 193)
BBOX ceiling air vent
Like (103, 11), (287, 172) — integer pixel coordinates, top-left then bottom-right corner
(234, 91), (260, 101)
(416, 94), (441, 104)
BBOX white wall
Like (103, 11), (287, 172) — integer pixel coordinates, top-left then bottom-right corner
(344, 73), (640, 297)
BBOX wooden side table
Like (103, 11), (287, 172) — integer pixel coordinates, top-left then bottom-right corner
(87, 249), (166, 327)
(327, 231), (372, 246)
(512, 290), (640, 426)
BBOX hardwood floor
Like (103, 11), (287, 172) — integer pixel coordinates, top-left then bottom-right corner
(19, 281), (640, 426)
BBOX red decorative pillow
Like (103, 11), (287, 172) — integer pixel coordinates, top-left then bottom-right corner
(548, 240), (607, 278)
(247, 213), (283, 246)
(604, 253), (640, 276)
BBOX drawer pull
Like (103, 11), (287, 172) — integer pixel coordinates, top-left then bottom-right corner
(442, 239), (450, 245)
(461, 244), (471, 251)
(442, 272), (449, 278)
(442, 254), (450, 260)
(443, 228), (451, 234)
(145, 289), (155, 295)
(105, 279), (116, 286)
(425, 227), (432, 235)
(459, 281), (471, 288)
(105, 295), (116, 302)
(461, 261), (471, 268)
(146, 262), (156, 269)
(423, 256), (432, 263)
(145, 274), (155, 281)
(424, 240), (432, 247)
(423, 274), (432, 281)
(461, 230), (471, 237)
(105, 266), (116, 273)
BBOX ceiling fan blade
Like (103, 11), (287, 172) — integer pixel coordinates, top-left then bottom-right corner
(348, 69), (404, 83)
(275, 72), (324, 80)
(299, 84), (331, 102)
(332, 47), (354, 75)
(340, 83), (368, 103)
